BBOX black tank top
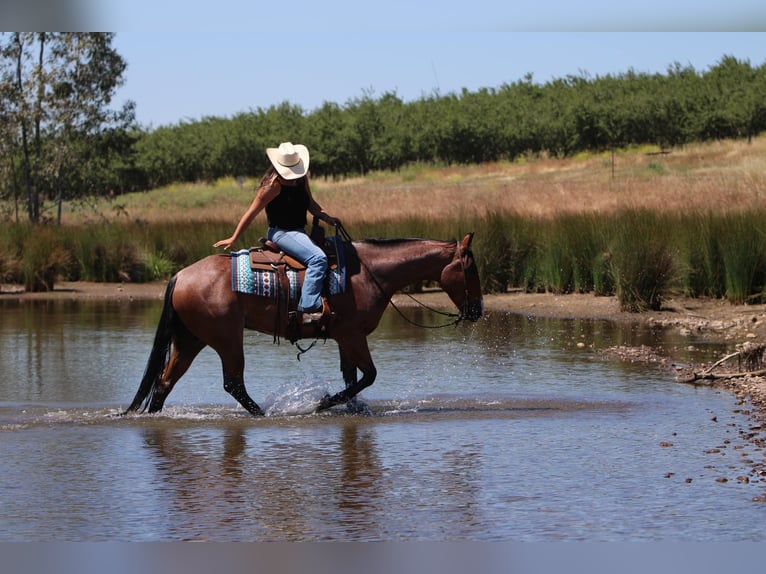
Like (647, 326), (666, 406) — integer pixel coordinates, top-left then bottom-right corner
(266, 179), (309, 230)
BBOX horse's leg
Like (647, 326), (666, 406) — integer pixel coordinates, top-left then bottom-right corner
(340, 347), (357, 388)
(223, 372), (263, 416)
(147, 334), (205, 413)
(339, 347), (370, 414)
(216, 343), (264, 417)
(318, 337), (377, 411)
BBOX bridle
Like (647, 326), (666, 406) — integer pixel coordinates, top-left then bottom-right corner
(354, 229), (474, 329)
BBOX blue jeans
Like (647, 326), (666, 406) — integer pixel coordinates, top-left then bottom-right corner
(268, 227), (327, 312)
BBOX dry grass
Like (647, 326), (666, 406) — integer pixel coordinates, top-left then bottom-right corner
(56, 136), (766, 226)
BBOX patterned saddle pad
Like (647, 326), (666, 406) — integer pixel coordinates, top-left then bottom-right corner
(230, 236), (346, 297)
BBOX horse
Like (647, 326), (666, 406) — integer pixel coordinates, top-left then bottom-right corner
(125, 232), (483, 416)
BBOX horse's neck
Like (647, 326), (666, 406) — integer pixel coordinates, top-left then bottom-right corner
(356, 239), (454, 294)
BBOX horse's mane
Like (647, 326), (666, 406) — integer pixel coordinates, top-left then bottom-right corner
(356, 237), (454, 246)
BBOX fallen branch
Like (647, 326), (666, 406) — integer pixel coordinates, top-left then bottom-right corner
(702, 350), (743, 374)
(678, 368), (766, 384)
(677, 342), (766, 384)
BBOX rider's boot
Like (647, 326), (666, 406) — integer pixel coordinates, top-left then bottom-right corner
(301, 297), (330, 325)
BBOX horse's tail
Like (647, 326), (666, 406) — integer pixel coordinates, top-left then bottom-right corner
(125, 275), (178, 413)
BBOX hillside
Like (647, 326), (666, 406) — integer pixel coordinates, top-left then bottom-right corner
(64, 137), (766, 226)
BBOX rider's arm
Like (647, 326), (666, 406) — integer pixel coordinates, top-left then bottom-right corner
(213, 176), (281, 249)
(306, 177), (341, 226)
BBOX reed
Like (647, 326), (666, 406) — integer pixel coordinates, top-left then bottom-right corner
(537, 225), (572, 293)
(4, 209), (766, 307)
(472, 211), (536, 293)
(606, 210), (678, 312)
(535, 213), (607, 294)
(21, 226), (75, 291)
(676, 212), (726, 298)
(717, 212), (766, 304)
(0, 224), (23, 284)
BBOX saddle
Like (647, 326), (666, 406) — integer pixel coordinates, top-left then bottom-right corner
(248, 221), (339, 343)
(249, 240), (305, 271)
(250, 221), (339, 271)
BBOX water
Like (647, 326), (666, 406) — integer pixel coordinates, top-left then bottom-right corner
(2, 298), (766, 541)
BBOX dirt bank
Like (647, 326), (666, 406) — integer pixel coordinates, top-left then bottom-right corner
(1, 281), (168, 301)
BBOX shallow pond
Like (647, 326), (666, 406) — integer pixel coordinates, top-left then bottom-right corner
(1, 298), (765, 541)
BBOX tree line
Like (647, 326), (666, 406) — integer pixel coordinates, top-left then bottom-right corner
(131, 56), (766, 189)
(2, 33), (766, 222)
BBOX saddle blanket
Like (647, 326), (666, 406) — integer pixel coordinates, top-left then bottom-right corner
(230, 238), (346, 297)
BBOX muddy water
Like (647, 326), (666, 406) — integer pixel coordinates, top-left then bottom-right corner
(1, 298), (766, 541)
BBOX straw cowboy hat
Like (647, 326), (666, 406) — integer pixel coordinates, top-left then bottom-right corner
(266, 142), (310, 180)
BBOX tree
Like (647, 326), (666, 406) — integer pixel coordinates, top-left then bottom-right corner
(0, 32), (134, 223)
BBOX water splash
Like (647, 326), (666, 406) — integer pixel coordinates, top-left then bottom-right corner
(262, 379), (333, 417)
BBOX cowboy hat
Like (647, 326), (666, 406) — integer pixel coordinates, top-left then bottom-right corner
(266, 142), (310, 180)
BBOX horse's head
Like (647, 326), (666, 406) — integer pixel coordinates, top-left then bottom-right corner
(441, 233), (484, 322)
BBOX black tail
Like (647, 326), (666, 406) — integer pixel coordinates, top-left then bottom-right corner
(125, 275), (178, 413)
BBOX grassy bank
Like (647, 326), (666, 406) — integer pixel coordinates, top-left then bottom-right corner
(3, 138), (766, 310)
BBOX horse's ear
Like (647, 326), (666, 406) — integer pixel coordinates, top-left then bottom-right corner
(462, 232), (475, 249)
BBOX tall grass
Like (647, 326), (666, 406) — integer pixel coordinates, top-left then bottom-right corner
(535, 213), (606, 294)
(4, 209), (766, 308)
(677, 212), (726, 298)
(1, 221), (233, 290)
(717, 213), (766, 304)
(472, 211), (537, 293)
(606, 211), (677, 312)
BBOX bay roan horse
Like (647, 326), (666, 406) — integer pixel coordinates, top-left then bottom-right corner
(126, 233), (483, 416)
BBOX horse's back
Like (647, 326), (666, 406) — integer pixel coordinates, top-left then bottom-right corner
(173, 254), (237, 315)
(174, 253), (289, 338)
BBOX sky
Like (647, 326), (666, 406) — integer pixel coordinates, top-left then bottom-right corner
(24, 0), (763, 129)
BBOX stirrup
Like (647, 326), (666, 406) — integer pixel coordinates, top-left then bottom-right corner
(301, 311), (323, 324)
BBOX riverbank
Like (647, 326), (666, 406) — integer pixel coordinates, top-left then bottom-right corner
(4, 280), (766, 416)
(5, 280), (765, 331)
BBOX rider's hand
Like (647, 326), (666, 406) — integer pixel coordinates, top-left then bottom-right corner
(213, 238), (234, 250)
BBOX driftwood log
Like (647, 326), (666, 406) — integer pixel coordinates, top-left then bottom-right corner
(677, 342), (766, 384)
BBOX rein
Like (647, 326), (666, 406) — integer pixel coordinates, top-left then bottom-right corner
(295, 224), (468, 359)
(338, 223), (467, 330)
(387, 293), (463, 329)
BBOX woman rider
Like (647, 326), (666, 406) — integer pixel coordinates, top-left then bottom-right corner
(214, 142), (341, 323)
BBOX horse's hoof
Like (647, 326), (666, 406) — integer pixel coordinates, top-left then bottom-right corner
(316, 394), (333, 412)
(346, 397), (371, 415)
(247, 404), (265, 416)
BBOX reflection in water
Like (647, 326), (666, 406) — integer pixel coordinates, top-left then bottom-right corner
(474, 311), (724, 365)
(336, 422), (385, 535)
(142, 425), (253, 539)
(0, 298), (731, 406)
(0, 299), (161, 403)
(138, 419), (488, 541)
(141, 421), (388, 540)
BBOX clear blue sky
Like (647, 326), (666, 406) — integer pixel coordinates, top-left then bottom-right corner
(96, 2), (766, 128)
